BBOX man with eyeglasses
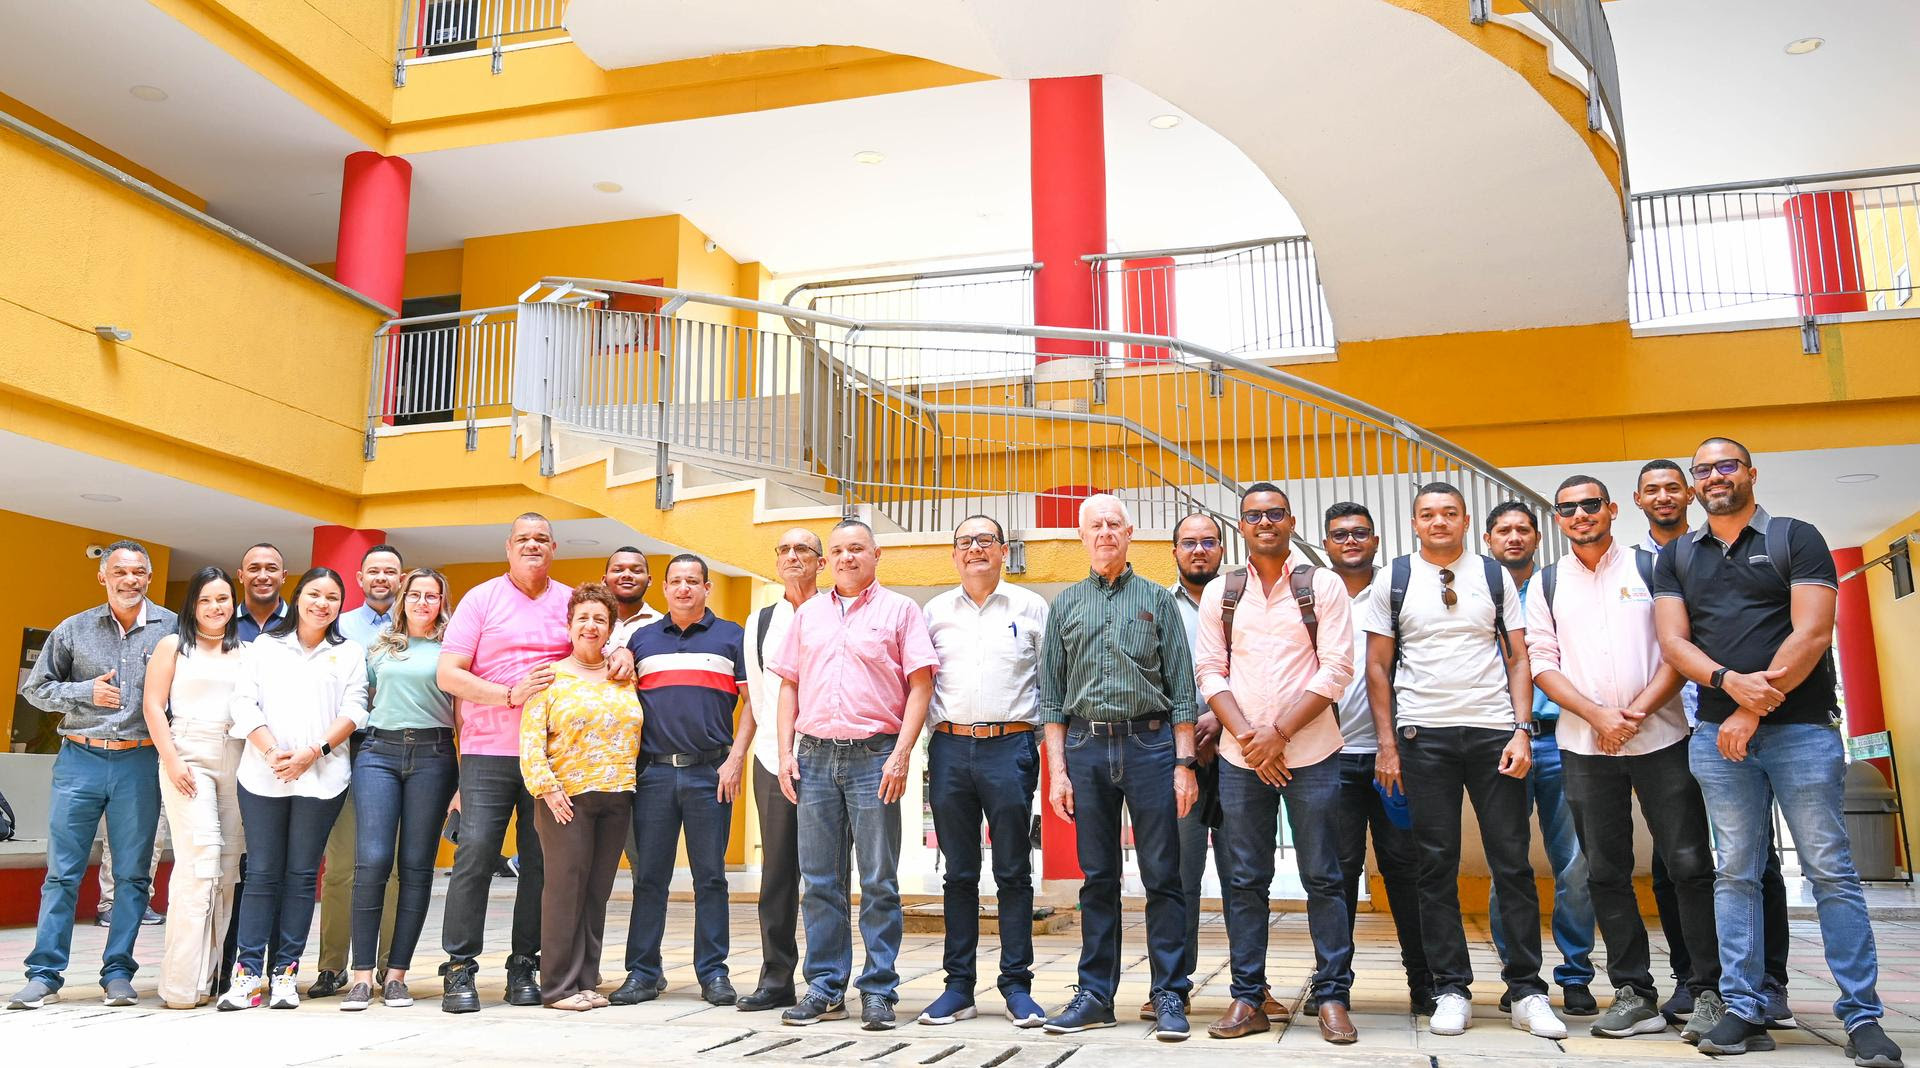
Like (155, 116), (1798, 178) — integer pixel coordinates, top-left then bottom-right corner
(1039, 494), (1197, 1041)
(1525, 476), (1718, 1042)
(1194, 484), (1356, 1043)
(915, 516), (1050, 1029)
(1361, 482), (1564, 1040)
(737, 528), (824, 1012)
(1320, 503), (1432, 1017)
(1483, 502), (1598, 1020)
(1653, 438), (1900, 1066)
(1634, 459), (1796, 1030)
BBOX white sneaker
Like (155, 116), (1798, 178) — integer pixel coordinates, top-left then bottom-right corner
(216, 969), (262, 1012)
(269, 969), (300, 1010)
(1510, 993), (1568, 1038)
(1429, 992), (1473, 1035)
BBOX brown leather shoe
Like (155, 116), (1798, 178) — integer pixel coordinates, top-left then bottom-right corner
(1140, 998), (1155, 1021)
(1317, 1002), (1359, 1044)
(1208, 999), (1271, 1039)
(1261, 986), (1291, 1022)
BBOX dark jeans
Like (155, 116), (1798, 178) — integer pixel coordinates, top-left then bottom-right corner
(1653, 828), (1791, 994)
(1063, 719), (1188, 1003)
(1397, 725), (1546, 1001)
(351, 733), (458, 972)
(234, 786), (347, 973)
(441, 754), (545, 967)
(927, 730), (1039, 995)
(1562, 739), (1719, 999)
(536, 791), (631, 1003)
(1489, 733), (1596, 987)
(1177, 762), (1231, 981)
(1332, 751), (1431, 997)
(752, 759), (800, 993)
(626, 760), (732, 985)
(26, 742), (160, 991)
(1218, 755), (1351, 1006)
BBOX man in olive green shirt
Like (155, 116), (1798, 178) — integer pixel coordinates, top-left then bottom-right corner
(1038, 494), (1199, 1041)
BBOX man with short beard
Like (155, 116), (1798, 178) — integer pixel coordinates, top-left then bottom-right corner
(235, 543), (288, 642)
(603, 547), (661, 652)
(1653, 438), (1900, 1066)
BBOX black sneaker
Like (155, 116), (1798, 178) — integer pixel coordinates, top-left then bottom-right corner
(1660, 986), (1695, 1023)
(1697, 1013), (1777, 1056)
(439, 960), (480, 1014)
(702, 976), (738, 1006)
(504, 954), (540, 1007)
(1846, 1022), (1904, 1068)
(1562, 984), (1598, 1017)
(782, 991), (847, 1026)
(609, 974), (661, 1006)
(1044, 988), (1116, 1034)
(861, 993), (897, 1031)
(1499, 990), (1511, 1013)
(1152, 990), (1190, 1042)
(307, 969), (347, 999)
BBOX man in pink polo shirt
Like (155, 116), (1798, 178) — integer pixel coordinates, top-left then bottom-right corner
(770, 518), (937, 1032)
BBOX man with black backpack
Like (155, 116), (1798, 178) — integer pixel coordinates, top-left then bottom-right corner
(1653, 438), (1901, 1068)
(1360, 482), (1565, 1040)
(1525, 474), (1717, 1042)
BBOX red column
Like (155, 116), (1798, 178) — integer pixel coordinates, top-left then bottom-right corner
(1784, 191), (1867, 316)
(1035, 483), (1105, 880)
(1122, 256), (1177, 363)
(312, 525), (388, 611)
(1029, 76), (1106, 361)
(1832, 547), (1888, 740)
(336, 151), (412, 310)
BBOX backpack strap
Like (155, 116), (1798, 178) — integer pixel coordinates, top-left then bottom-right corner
(754, 603), (777, 668)
(1220, 567), (1249, 673)
(1765, 516), (1794, 588)
(1483, 555), (1512, 662)
(1673, 533), (1696, 595)
(1289, 564), (1320, 649)
(1388, 555), (1412, 663)
(1539, 562), (1559, 626)
(1632, 546), (1655, 591)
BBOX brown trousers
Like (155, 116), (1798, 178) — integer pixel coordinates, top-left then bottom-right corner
(534, 790), (632, 1003)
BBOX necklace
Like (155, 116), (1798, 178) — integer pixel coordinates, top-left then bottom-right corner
(574, 653), (608, 670)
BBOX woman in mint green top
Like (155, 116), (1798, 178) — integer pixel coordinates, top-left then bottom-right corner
(345, 569), (458, 1009)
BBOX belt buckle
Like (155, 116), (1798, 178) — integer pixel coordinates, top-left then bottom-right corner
(670, 752), (696, 768)
(829, 737), (857, 747)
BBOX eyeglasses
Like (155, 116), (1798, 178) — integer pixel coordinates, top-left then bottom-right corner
(1438, 568), (1458, 609)
(1690, 458), (1746, 480)
(1240, 507), (1292, 525)
(1552, 497), (1607, 518)
(954, 533), (1003, 549)
(402, 591), (442, 604)
(1175, 537), (1220, 552)
(1327, 527), (1374, 543)
(774, 544), (820, 558)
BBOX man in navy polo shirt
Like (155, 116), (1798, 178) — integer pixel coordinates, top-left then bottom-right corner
(614, 553), (752, 1008)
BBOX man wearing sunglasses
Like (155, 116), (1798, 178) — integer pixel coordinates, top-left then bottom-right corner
(1526, 475), (1716, 1042)
(1360, 482), (1564, 1040)
(1482, 503), (1598, 1021)
(1653, 438), (1900, 1067)
(915, 516), (1050, 1029)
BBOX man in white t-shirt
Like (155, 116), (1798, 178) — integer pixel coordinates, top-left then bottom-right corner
(1361, 482), (1564, 1041)
(736, 528), (823, 1012)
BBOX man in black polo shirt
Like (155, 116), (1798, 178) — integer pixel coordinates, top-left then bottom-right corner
(1653, 437), (1900, 1067)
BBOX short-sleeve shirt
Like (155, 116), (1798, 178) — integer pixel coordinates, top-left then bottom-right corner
(766, 581), (939, 740)
(519, 668), (643, 797)
(744, 597), (805, 773)
(235, 600), (288, 644)
(628, 610), (747, 758)
(1651, 508), (1839, 726)
(1339, 582), (1379, 752)
(1359, 551), (1523, 730)
(367, 638), (457, 731)
(441, 574), (573, 757)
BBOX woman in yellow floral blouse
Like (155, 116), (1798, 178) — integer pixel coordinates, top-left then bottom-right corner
(518, 581), (643, 1011)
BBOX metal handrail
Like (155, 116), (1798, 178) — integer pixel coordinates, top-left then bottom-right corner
(1084, 235), (1335, 353)
(395, 0), (570, 85)
(782, 262), (1042, 306)
(1083, 236), (1304, 262)
(1635, 164), (1920, 199)
(1475, 0), (1629, 200)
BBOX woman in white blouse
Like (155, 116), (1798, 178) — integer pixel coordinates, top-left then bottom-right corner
(217, 567), (368, 1012)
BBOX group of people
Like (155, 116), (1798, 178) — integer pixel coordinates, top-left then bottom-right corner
(4, 436), (1903, 1068)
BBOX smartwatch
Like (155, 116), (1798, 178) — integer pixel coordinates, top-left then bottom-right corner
(1709, 667), (1730, 691)
(1174, 755), (1199, 771)
(319, 741), (334, 757)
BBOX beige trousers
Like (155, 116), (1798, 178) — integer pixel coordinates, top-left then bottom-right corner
(155, 722), (245, 1008)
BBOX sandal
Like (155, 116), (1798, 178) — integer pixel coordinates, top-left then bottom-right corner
(546, 992), (594, 1012)
(582, 991), (610, 1008)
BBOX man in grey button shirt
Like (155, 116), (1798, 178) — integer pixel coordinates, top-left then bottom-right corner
(10, 540), (177, 1010)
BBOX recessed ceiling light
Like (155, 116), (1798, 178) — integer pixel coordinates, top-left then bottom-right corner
(1784, 37), (1824, 55)
(81, 493), (123, 503)
(566, 538), (601, 546)
(1148, 114), (1182, 130)
(1835, 472), (1878, 484)
(852, 150), (885, 165)
(591, 180), (623, 194)
(129, 85), (168, 102)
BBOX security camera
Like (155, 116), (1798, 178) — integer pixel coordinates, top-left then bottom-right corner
(85, 544), (108, 559)
(703, 239), (719, 254)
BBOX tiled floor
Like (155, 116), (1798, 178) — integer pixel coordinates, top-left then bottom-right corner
(2, 877), (1915, 1067)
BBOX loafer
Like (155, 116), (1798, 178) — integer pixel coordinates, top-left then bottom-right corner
(102, 977), (138, 1007)
(341, 982), (373, 1012)
(1206, 998), (1269, 1040)
(7, 979), (58, 1010)
(782, 991), (847, 1026)
(1845, 1021), (1904, 1068)
(738, 986), (797, 1012)
(1562, 984), (1598, 1017)
(1318, 1002), (1358, 1044)
(1152, 990), (1190, 1043)
(1261, 986), (1291, 1022)
(1045, 988), (1116, 1034)
(307, 969), (347, 999)
(917, 989), (977, 1025)
(701, 976), (738, 1006)
(1697, 1012), (1777, 1056)
(610, 974), (662, 1006)
(439, 960), (480, 1014)
(861, 992), (898, 1031)
(1005, 990), (1046, 1028)
(504, 954), (541, 1007)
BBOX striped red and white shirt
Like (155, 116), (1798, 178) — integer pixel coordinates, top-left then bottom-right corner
(627, 609), (748, 759)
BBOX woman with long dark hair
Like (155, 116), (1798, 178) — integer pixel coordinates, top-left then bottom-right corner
(141, 566), (245, 1009)
(218, 567), (368, 1011)
(339, 568), (458, 1011)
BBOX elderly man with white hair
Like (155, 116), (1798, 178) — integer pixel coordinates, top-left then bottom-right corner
(1037, 495), (1199, 1041)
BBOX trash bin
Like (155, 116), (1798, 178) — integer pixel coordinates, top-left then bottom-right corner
(1842, 761), (1899, 881)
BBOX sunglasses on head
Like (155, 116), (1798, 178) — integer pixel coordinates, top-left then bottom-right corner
(1439, 568), (1458, 609)
(1691, 458), (1746, 480)
(1552, 497), (1607, 518)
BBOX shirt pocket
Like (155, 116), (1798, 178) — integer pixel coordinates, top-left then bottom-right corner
(1118, 618), (1161, 668)
(846, 618), (898, 663)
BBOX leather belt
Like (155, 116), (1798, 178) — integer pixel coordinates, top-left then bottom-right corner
(797, 733), (896, 752)
(933, 721), (1034, 738)
(64, 734), (154, 752)
(1528, 717), (1559, 738)
(1068, 716), (1166, 737)
(648, 746), (730, 767)
(368, 726), (455, 743)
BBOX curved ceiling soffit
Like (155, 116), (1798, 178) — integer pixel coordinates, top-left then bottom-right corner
(568, 0), (1628, 341)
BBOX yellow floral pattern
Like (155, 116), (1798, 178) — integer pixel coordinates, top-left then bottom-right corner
(518, 667), (644, 798)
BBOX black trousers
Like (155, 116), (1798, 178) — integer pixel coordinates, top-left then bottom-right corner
(752, 759), (800, 993)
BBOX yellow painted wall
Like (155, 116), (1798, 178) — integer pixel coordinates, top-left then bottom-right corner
(1, 509), (172, 746)
(314, 246), (466, 302)
(460, 215), (683, 310)
(1865, 506), (1920, 831)
(1858, 203), (1920, 311)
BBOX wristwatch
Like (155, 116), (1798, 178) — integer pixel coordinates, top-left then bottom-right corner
(319, 741), (333, 757)
(1174, 755), (1199, 770)
(1709, 667), (1730, 691)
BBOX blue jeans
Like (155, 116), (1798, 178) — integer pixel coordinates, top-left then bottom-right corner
(1690, 722), (1883, 1029)
(235, 786), (347, 974)
(625, 760), (733, 985)
(1218, 755), (1351, 1006)
(1063, 720), (1188, 1004)
(351, 732), (458, 972)
(927, 730), (1039, 996)
(27, 741), (161, 991)
(796, 735), (903, 1002)
(1489, 732), (1596, 987)
(1332, 751), (1430, 997)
